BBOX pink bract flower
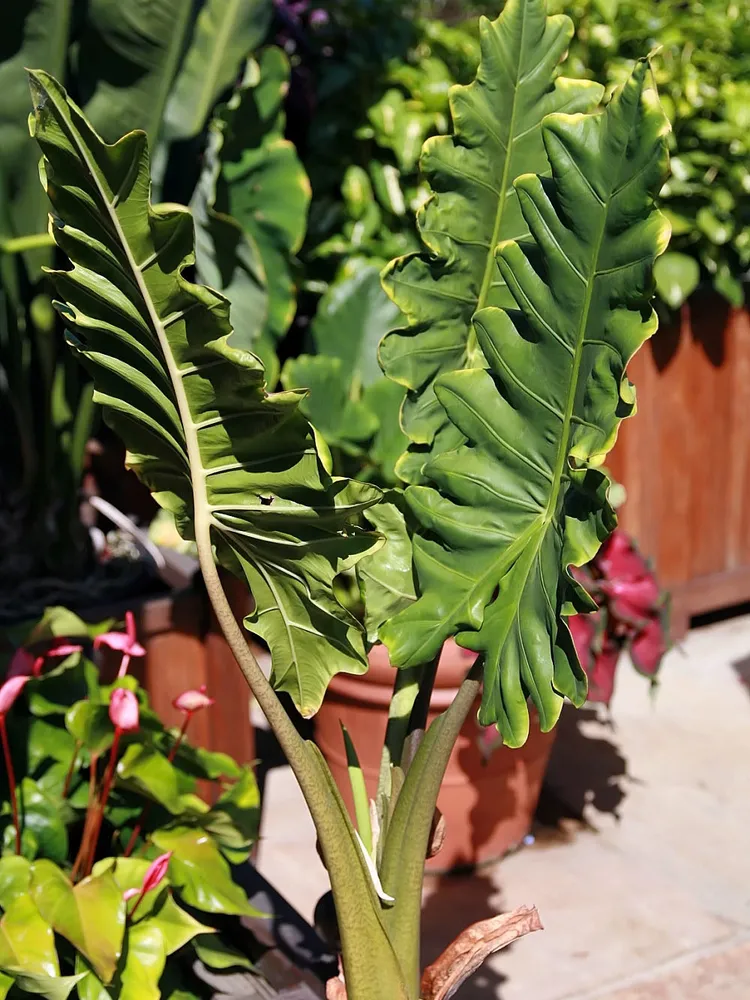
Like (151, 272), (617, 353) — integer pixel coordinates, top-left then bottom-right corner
(0, 676), (29, 715)
(94, 611), (145, 657)
(124, 852), (172, 914)
(7, 649), (35, 679)
(172, 685), (214, 714)
(109, 688), (140, 732)
(46, 638), (84, 658)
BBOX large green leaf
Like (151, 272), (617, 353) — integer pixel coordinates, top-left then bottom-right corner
(30, 861), (125, 983)
(210, 50), (311, 355)
(358, 494), (416, 645)
(0, 0), (71, 248)
(151, 827), (259, 917)
(29, 70), (381, 717)
(163, 0), (273, 141)
(311, 265), (402, 388)
(77, 0), (193, 143)
(18, 778), (69, 863)
(115, 744), (190, 815)
(382, 64), (670, 746)
(379, 0), (603, 483)
(282, 264), (406, 467)
(281, 355), (379, 454)
(0, 895), (57, 976)
(0, 857), (31, 909)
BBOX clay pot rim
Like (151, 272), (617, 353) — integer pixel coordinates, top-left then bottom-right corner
(327, 639), (478, 710)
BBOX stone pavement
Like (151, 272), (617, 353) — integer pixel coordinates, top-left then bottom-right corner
(254, 612), (750, 998)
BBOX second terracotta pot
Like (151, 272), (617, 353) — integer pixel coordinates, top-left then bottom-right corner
(314, 641), (556, 873)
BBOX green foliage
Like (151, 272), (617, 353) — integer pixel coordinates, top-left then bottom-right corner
(382, 63), (670, 746)
(163, 0), (273, 142)
(549, 0), (750, 307)
(30, 71), (380, 717)
(0, 0), (278, 608)
(0, 612), (261, 998)
(194, 48), (310, 382)
(379, 0), (603, 483)
(282, 263), (407, 483)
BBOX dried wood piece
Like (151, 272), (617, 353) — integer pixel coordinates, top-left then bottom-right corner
(421, 905), (543, 1000)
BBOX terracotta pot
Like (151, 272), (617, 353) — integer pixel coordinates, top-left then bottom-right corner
(86, 576), (257, 800)
(314, 641), (556, 873)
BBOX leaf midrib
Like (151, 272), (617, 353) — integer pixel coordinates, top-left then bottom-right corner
(466, 7), (530, 366)
(543, 104), (638, 529)
(188, 0), (244, 136)
(56, 89), (217, 588)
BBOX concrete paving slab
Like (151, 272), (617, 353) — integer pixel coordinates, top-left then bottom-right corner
(254, 613), (750, 999)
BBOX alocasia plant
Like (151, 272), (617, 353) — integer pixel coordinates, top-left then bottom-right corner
(379, 0), (604, 483)
(24, 0), (671, 995)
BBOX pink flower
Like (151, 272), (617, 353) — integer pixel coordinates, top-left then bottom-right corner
(94, 611), (145, 656)
(0, 676), (29, 716)
(45, 638), (84, 658)
(95, 611), (145, 679)
(7, 649), (35, 679)
(123, 852), (172, 915)
(109, 688), (140, 733)
(172, 685), (214, 714)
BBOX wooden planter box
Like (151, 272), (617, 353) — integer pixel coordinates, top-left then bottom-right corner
(609, 294), (750, 637)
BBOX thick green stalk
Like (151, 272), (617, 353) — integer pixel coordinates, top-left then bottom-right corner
(379, 660), (483, 996)
(195, 522), (409, 1000)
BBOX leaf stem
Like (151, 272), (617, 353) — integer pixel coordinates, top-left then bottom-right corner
(84, 731), (122, 875)
(194, 522), (409, 1000)
(124, 715), (191, 858)
(72, 752), (99, 881)
(62, 740), (82, 799)
(0, 233), (55, 254)
(0, 717), (21, 854)
(380, 659), (483, 995)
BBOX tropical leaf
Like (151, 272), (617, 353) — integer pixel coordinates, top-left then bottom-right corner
(29, 71), (380, 717)
(163, 0), (273, 141)
(281, 355), (379, 453)
(282, 264), (406, 473)
(190, 134), (269, 374)
(381, 64), (670, 746)
(358, 494), (416, 645)
(77, 0), (193, 143)
(379, 0), (603, 483)
(0, 0), (71, 266)
(209, 49), (311, 361)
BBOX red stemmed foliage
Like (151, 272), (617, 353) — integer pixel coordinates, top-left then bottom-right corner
(569, 530), (669, 705)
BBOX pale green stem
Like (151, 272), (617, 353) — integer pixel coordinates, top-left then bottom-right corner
(194, 521), (410, 1000)
(0, 233), (55, 254)
(380, 659), (483, 997)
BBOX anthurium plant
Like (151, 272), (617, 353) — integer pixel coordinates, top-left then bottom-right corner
(24, 0), (671, 996)
(0, 608), (262, 999)
(569, 529), (669, 705)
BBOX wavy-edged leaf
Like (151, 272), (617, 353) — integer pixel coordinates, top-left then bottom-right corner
(29, 70), (380, 717)
(163, 0), (273, 141)
(77, 0), (193, 143)
(0, 0), (71, 260)
(282, 264), (406, 474)
(190, 135), (270, 375)
(281, 355), (379, 453)
(380, 0), (603, 483)
(211, 50), (311, 356)
(358, 493), (416, 645)
(382, 64), (670, 746)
